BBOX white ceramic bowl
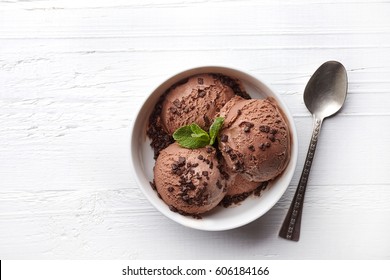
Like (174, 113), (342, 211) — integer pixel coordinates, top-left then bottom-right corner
(130, 66), (298, 231)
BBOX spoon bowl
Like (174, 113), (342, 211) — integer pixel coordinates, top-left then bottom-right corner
(279, 61), (348, 241)
(304, 61), (348, 119)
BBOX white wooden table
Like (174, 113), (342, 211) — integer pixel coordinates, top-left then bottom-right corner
(1, 0), (390, 259)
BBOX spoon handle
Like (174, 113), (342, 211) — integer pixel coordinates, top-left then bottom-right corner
(279, 117), (323, 241)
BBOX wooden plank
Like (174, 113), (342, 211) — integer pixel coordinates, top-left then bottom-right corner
(1, 186), (389, 259)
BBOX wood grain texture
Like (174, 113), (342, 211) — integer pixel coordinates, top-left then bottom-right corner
(1, 0), (390, 259)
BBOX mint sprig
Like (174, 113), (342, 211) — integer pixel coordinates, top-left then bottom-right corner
(173, 117), (225, 149)
(173, 124), (209, 149)
(208, 117), (224, 146)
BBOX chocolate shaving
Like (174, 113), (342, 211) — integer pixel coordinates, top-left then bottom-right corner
(260, 125), (270, 133)
(220, 134), (228, 142)
(173, 99), (182, 108)
(197, 89), (206, 98)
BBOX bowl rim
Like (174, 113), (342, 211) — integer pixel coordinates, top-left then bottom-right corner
(130, 65), (298, 231)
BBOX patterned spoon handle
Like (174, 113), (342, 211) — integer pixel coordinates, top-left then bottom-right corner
(279, 118), (323, 241)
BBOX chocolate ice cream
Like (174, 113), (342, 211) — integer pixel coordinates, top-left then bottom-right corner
(154, 143), (226, 215)
(218, 157), (269, 207)
(160, 74), (236, 134)
(221, 173), (269, 207)
(147, 72), (292, 215)
(226, 173), (260, 197)
(218, 96), (291, 183)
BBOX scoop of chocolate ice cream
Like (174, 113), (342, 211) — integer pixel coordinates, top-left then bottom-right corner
(154, 143), (226, 215)
(160, 74), (235, 135)
(226, 173), (260, 197)
(218, 96), (291, 182)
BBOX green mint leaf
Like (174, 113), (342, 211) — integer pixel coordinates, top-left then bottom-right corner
(173, 124), (210, 149)
(172, 119), (223, 149)
(190, 123), (209, 138)
(191, 133), (209, 140)
(209, 117), (224, 145)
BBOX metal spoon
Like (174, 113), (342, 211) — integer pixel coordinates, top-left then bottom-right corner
(279, 61), (348, 241)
